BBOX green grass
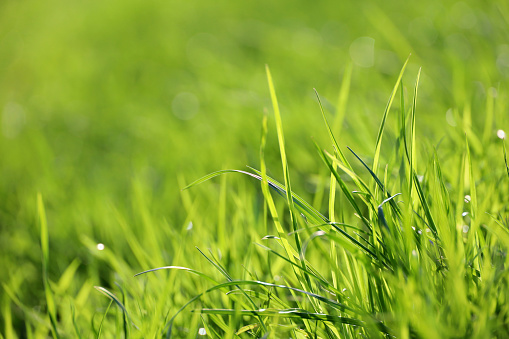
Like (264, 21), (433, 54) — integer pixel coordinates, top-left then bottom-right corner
(1, 0), (509, 338)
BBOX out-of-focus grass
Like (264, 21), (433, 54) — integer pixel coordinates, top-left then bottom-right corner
(0, 0), (508, 337)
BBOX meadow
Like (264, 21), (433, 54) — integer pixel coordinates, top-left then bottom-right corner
(1, 0), (509, 337)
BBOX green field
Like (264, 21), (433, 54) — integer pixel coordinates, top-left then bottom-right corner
(1, 0), (509, 338)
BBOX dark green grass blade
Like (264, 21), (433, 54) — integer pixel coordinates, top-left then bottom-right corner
(412, 172), (439, 239)
(314, 141), (370, 228)
(347, 147), (401, 217)
(503, 138), (509, 179)
(249, 167), (328, 224)
(183, 168), (327, 225)
(38, 193), (60, 339)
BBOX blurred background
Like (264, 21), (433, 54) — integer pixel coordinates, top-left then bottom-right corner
(1, 0), (508, 335)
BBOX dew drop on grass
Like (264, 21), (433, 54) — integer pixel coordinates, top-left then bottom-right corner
(464, 195), (471, 203)
(96, 243), (105, 251)
(187, 221), (193, 231)
(462, 225), (469, 233)
(198, 328), (207, 336)
(497, 129), (505, 139)
(462, 212), (469, 217)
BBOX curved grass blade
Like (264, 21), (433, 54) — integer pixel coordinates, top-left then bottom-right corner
(161, 278), (358, 338)
(347, 147), (401, 217)
(249, 167), (328, 225)
(197, 309), (392, 335)
(183, 168), (328, 225)
(196, 247), (268, 333)
(94, 286), (138, 332)
(134, 266), (218, 284)
(314, 141), (371, 229)
(377, 193), (402, 231)
(96, 300), (113, 339)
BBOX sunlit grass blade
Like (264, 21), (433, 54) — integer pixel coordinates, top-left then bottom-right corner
(314, 141), (370, 228)
(465, 135), (478, 220)
(134, 266), (218, 284)
(347, 146), (401, 217)
(503, 138), (509, 179)
(183, 168), (327, 225)
(314, 88), (351, 169)
(38, 193), (60, 339)
(197, 308), (388, 331)
(265, 66), (307, 290)
(372, 55), (411, 176)
(196, 247), (268, 333)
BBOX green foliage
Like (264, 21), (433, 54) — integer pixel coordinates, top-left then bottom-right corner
(1, 0), (509, 338)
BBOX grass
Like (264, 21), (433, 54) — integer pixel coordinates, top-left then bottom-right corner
(1, 0), (509, 338)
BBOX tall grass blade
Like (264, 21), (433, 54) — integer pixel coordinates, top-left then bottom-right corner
(372, 55), (411, 176)
(265, 65), (305, 269)
(37, 193), (60, 339)
(503, 138), (509, 179)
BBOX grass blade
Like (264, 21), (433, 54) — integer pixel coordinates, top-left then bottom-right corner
(372, 55), (411, 176)
(38, 193), (60, 339)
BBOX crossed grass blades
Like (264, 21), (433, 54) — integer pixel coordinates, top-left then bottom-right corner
(93, 60), (509, 338)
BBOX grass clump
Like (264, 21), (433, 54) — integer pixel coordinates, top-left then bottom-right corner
(126, 62), (509, 338)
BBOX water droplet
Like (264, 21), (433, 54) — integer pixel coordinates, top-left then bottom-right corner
(462, 225), (469, 233)
(187, 222), (193, 231)
(198, 328), (207, 336)
(96, 243), (105, 251)
(497, 129), (505, 139)
(464, 195), (471, 203)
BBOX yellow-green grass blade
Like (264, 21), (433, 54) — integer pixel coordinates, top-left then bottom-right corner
(37, 193), (59, 339)
(197, 309), (391, 334)
(315, 89), (351, 169)
(315, 142), (372, 231)
(372, 56), (411, 177)
(265, 66), (306, 281)
(96, 300), (113, 339)
(94, 286), (138, 333)
(332, 63), (353, 136)
(347, 146), (401, 218)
